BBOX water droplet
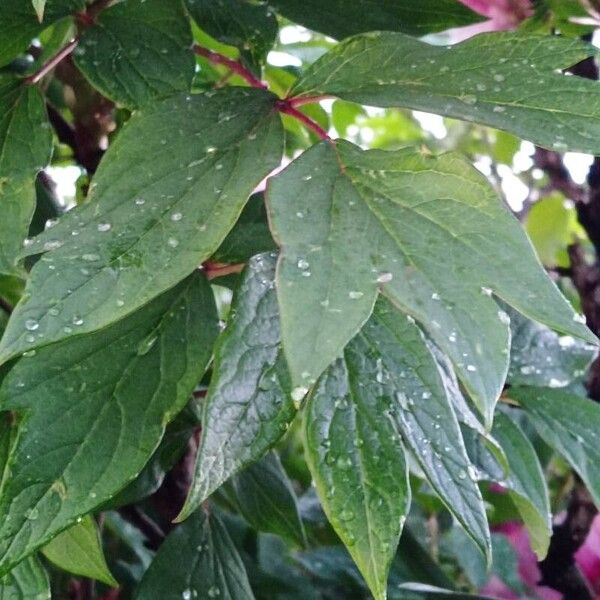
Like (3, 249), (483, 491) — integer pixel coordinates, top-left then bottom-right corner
(208, 586), (220, 597)
(45, 218), (59, 229)
(493, 73), (505, 82)
(291, 386), (308, 405)
(168, 237), (179, 248)
(72, 315), (84, 326)
(43, 240), (63, 251)
(82, 253), (100, 262)
(25, 508), (39, 520)
(97, 222), (111, 232)
(135, 197), (145, 205)
(377, 272), (393, 283)
(25, 319), (39, 331)
(182, 590), (192, 600)
(171, 212), (183, 222)
(349, 291), (364, 299)
(138, 335), (158, 356)
(297, 258), (309, 270)
(458, 470), (467, 480)
(466, 364), (477, 372)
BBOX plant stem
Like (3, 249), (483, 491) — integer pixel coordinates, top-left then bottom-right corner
(24, 38), (79, 85)
(286, 95), (334, 108)
(0, 297), (13, 315)
(276, 101), (331, 141)
(193, 46), (266, 89)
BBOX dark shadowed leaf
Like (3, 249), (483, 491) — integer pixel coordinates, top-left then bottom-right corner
(0, 88), (282, 364)
(0, 272), (217, 574)
(291, 32), (600, 154)
(267, 0), (483, 40)
(266, 140), (592, 425)
(0, 76), (52, 277)
(135, 509), (254, 600)
(179, 253), (294, 520)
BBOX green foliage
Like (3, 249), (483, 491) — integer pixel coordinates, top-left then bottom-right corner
(0, 2), (599, 599)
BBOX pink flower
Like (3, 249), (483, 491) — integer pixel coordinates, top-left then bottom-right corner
(575, 514), (600, 594)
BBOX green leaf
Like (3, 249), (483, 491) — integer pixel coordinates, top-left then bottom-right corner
(0, 88), (282, 364)
(0, 556), (50, 599)
(358, 299), (490, 560)
(267, 0), (483, 40)
(42, 515), (117, 586)
(507, 307), (596, 388)
(291, 32), (600, 154)
(74, 0), (195, 108)
(393, 583), (497, 599)
(212, 193), (276, 264)
(304, 313), (411, 600)
(229, 452), (306, 546)
(135, 509), (254, 600)
(31, 0), (46, 23)
(0, 76), (52, 277)
(179, 253), (295, 520)
(0, 0), (83, 67)
(186, 0), (278, 68)
(512, 387), (600, 507)
(0, 272), (218, 574)
(266, 140), (593, 426)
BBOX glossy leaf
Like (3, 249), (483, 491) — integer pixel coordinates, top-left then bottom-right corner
(42, 515), (117, 586)
(230, 452), (306, 546)
(513, 387), (600, 507)
(304, 322), (411, 600)
(179, 253), (295, 520)
(0, 272), (218, 574)
(266, 140), (593, 425)
(186, 0), (278, 68)
(0, 0), (82, 67)
(0, 76), (52, 277)
(135, 510), (254, 600)
(0, 88), (282, 364)
(358, 299), (491, 559)
(0, 556), (50, 599)
(74, 0), (195, 108)
(291, 32), (600, 154)
(267, 0), (483, 40)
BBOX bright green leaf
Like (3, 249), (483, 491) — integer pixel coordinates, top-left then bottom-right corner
(266, 140), (593, 425)
(0, 272), (218, 574)
(42, 515), (117, 586)
(74, 0), (195, 108)
(0, 76), (52, 277)
(31, 0), (46, 23)
(0, 88), (282, 364)
(179, 253), (295, 520)
(0, 556), (50, 599)
(291, 32), (600, 154)
(135, 509), (254, 600)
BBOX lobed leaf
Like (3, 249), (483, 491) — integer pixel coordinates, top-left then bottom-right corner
(0, 88), (283, 364)
(291, 32), (600, 154)
(0, 272), (217, 574)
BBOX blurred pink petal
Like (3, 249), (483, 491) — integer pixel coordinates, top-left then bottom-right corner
(576, 514), (600, 593)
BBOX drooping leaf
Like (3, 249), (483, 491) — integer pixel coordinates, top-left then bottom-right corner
(0, 556), (50, 599)
(0, 272), (218, 574)
(507, 307), (596, 389)
(357, 299), (491, 559)
(179, 253), (295, 520)
(186, 0), (278, 68)
(74, 0), (194, 108)
(229, 452), (306, 546)
(266, 140), (593, 425)
(135, 509), (254, 600)
(0, 76), (52, 277)
(464, 413), (551, 558)
(0, 0), (82, 67)
(512, 387), (600, 507)
(304, 319), (411, 600)
(267, 0), (484, 40)
(42, 515), (117, 586)
(0, 88), (282, 364)
(291, 32), (600, 154)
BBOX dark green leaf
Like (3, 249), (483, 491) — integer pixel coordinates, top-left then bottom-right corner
(230, 452), (306, 546)
(507, 307), (596, 388)
(0, 0), (82, 67)
(0, 88), (282, 364)
(186, 0), (277, 68)
(0, 272), (218, 574)
(291, 32), (600, 154)
(179, 253), (295, 519)
(74, 0), (195, 108)
(42, 515), (117, 586)
(135, 510), (254, 600)
(0, 556), (50, 599)
(304, 323), (411, 600)
(266, 140), (592, 425)
(267, 0), (483, 40)
(0, 77), (52, 277)
(512, 387), (600, 507)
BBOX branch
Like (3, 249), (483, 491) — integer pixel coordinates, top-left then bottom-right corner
(286, 95), (335, 108)
(276, 101), (331, 141)
(24, 38), (79, 85)
(193, 46), (266, 89)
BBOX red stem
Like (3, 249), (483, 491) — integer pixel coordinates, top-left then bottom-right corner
(286, 95), (334, 108)
(193, 46), (266, 90)
(24, 38), (79, 85)
(276, 101), (331, 141)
